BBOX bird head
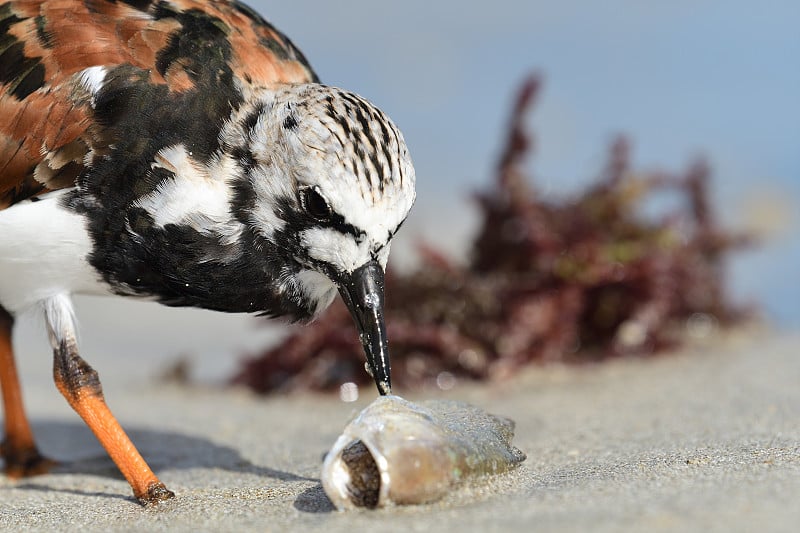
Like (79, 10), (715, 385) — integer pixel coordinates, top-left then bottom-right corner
(222, 84), (416, 395)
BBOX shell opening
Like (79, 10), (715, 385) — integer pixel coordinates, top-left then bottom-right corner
(340, 440), (381, 508)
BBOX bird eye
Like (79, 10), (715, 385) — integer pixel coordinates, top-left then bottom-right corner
(300, 186), (332, 221)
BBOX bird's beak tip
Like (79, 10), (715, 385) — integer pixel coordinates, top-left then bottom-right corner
(336, 260), (392, 396)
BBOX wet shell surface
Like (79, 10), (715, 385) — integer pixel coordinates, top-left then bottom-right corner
(321, 395), (526, 509)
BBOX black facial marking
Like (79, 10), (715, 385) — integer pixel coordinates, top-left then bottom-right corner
(284, 195), (365, 243)
(332, 219), (367, 242)
(243, 102), (266, 136)
(283, 113), (298, 131)
(372, 217), (406, 259)
(231, 146), (257, 173)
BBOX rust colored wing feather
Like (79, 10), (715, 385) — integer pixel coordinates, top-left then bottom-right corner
(0, 0), (317, 209)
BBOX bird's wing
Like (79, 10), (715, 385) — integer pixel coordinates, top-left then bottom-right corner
(0, 0), (317, 210)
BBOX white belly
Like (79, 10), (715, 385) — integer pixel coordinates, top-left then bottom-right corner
(0, 189), (112, 314)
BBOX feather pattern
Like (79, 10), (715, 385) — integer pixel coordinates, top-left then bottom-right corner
(0, 0), (316, 209)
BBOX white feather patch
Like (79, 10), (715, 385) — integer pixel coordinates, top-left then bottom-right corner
(300, 227), (365, 273)
(296, 269), (337, 315)
(134, 145), (242, 244)
(77, 66), (107, 105)
(247, 166), (290, 240)
(42, 293), (78, 347)
(0, 190), (111, 314)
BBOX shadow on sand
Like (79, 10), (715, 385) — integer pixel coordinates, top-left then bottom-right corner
(1, 419), (328, 508)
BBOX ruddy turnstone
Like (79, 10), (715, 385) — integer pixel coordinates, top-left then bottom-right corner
(0, 0), (415, 503)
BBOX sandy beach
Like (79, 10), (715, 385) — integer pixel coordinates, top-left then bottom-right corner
(1, 325), (798, 532)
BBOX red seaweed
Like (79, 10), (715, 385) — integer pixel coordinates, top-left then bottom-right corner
(232, 75), (752, 394)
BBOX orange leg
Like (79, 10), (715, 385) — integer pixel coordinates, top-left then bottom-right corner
(0, 307), (55, 478)
(52, 336), (174, 505)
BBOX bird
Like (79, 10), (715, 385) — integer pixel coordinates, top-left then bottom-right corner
(0, 0), (415, 504)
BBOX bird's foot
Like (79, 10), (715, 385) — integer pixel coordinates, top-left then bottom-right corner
(0, 439), (58, 478)
(136, 482), (176, 506)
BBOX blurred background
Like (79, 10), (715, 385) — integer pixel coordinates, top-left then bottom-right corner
(13, 0), (799, 385)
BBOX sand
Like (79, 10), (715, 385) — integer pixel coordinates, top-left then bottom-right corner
(1, 327), (798, 532)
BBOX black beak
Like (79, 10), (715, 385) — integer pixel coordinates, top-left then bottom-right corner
(336, 260), (391, 395)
